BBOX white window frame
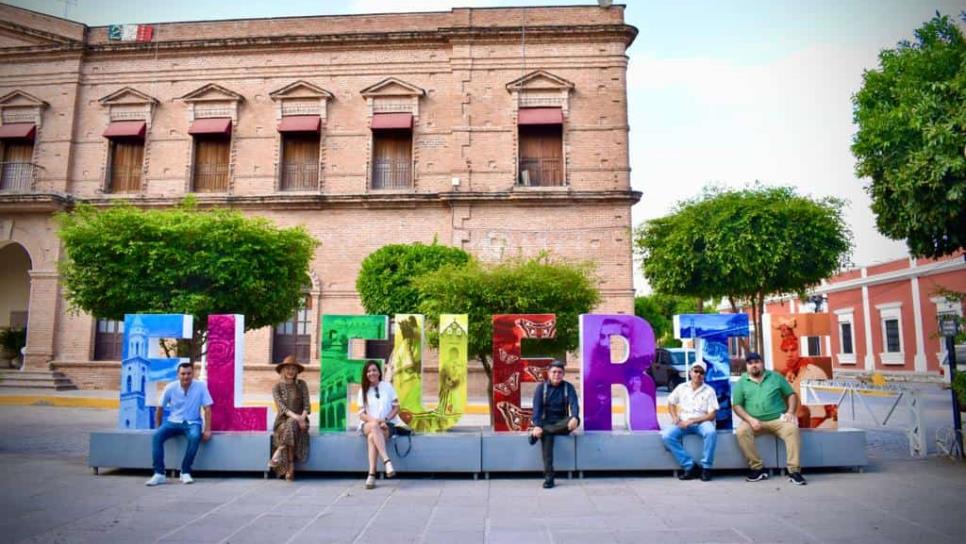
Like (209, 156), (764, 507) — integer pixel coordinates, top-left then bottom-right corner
(876, 302), (904, 365)
(834, 308), (856, 364)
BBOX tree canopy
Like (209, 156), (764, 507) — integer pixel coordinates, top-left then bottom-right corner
(635, 185), (851, 349)
(57, 200), (317, 356)
(634, 293), (703, 347)
(415, 254), (600, 395)
(356, 241), (470, 316)
(852, 13), (966, 258)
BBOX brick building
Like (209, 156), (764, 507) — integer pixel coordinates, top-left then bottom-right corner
(0, 4), (639, 392)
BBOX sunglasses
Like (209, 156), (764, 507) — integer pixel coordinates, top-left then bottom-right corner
(691, 368), (705, 374)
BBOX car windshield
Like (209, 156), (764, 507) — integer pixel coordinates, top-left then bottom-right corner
(669, 351), (694, 367)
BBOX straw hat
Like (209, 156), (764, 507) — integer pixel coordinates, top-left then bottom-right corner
(274, 355), (305, 374)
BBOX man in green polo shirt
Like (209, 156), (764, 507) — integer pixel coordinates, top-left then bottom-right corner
(732, 352), (806, 485)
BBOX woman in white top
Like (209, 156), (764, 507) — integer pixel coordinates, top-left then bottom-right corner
(358, 360), (400, 489)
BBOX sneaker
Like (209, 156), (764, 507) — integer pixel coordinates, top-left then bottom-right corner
(678, 465), (699, 481)
(365, 474), (376, 490)
(542, 476), (555, 489)
(145, 473), (166, 486)
(745, 469), (769, 482)
(384, 460), (396, 479)
(788, 471), (807, 486)
(700, 468), (713, 482)
(528, 433), (538, 446)
(180, 473), (194, 484)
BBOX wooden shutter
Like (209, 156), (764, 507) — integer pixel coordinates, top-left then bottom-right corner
(280, 133), (320, 191)
(0, 143), (34, 191)
(518, 125), (562, 186)
(372, 130), (412, 189)
(109, 140), (144, 192)
(193, 137), (230, 192)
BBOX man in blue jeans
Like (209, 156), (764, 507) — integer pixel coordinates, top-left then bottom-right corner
(145, 362), (213, 486)
(661, 361), (718, 481)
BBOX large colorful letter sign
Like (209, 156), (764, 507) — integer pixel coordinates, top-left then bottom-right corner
(118, 314), (193, 429)
(391, 314), (468, 432)
(206, 314), (267, 431)
(674, 313), (749, 429)
(491, 314), (556, 432)
(764, 313), (837, 429)
(580, 314), (659, 431)
(319, 315), (388, 431)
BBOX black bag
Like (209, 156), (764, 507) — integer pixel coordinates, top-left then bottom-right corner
(388, 423), (413, 457)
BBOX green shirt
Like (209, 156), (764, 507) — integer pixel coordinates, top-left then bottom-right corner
(732, 370), (795, 422)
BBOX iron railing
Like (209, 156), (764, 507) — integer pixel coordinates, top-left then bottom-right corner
(518, 157), (563, 187)
(0, 162), (35, 192)
(371, 159), (412, 190)
(107, 165), (142, 193)
(280, 162), (319, 191)
(192, 163), (229, 192)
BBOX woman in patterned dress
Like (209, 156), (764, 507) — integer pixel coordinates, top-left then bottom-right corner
(269, 355), (310, 481)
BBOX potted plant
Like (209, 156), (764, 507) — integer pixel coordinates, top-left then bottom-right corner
(0, 327), (27, 368)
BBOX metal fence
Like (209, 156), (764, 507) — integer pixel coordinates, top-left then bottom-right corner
(280, 162), (319, 191)
(371, 159), (412, 190)
(0, 162), (34, 192)
(192, 163), (229, 192)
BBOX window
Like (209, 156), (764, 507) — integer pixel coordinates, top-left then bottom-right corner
(0, 140), (34, 192)
(834, 309), (855, 364)
(108, 139), (144, 192)
(280, 132), (320, 191)
(840, 323), (854, 355)
(876, 302), (904, 365)
(806, 337), (822, 356)
(518, 124), (563, 187)
(94, 318), (124, 361)
(273, 298), (312, 364)
(192, 136), (230, 192)
(371, 129), (412, 190)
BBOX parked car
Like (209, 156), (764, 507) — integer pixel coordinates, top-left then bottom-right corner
(649, 348), (696, 392)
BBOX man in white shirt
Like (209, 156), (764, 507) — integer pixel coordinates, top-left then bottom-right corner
(661, 361), (719, 481)
(145, 362), (213, 486)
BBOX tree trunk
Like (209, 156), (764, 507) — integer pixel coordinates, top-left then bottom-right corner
(696, 297), (704, 313)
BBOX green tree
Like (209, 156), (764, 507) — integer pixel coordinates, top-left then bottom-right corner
(57, 199), (317, 359)
(634, 293), (702, 347)
(356, 241), (470, 316)
(415, 254), (600, 411)
(852, 13), (966, 258)
(635, 185), (851, 349)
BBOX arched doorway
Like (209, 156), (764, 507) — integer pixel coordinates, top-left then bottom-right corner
(0, 242), (31, 367)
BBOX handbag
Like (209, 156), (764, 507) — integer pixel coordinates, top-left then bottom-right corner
(388, 422), (413, 457)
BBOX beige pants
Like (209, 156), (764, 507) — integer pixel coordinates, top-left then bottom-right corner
(736, 418), (801, 473)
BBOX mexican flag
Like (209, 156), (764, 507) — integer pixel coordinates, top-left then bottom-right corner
(108, 24), (154, 42)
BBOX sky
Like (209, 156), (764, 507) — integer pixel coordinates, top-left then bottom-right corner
(7, 0), (964, 291)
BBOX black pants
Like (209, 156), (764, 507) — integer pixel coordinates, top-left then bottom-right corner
(539, 418), (572, 477)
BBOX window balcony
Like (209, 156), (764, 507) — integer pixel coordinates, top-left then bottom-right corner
(280, 162), (319, 191)
(0, 161), (36, 192)
(518, 157), (563, 187)
(192, 163), (229, 192)
(371, 159), (412, 190)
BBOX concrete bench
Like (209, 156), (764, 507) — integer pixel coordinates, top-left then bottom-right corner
(575, 430), (780, 472)
(481, 432), (576, 475)
(88, 431), (271, 475)
(777, 427), (868, 470)
(297, 430), (482, 473)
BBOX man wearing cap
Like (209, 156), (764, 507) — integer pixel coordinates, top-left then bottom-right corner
(145, 362), (213, 486)
(661, 361), (719, 481)
(528, 360), (580, 489)
(732, 352), (806, 485)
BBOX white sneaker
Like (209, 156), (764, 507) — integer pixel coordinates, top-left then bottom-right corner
(180, 473), (194, 484)
(145, 473), (166, 486)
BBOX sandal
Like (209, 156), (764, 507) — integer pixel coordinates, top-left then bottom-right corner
(384, 459), (396, 479)
(285, 470), (294, 482)
(365, 473), (376, 490)
(268, 447), (285, 468)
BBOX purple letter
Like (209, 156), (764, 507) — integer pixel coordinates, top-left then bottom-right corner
(207, 314), (267, 431)
(580, 314), (658, 431)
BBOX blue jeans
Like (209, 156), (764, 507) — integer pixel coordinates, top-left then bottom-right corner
(661, 420), (717, 470)
(152, 420), (203, 475)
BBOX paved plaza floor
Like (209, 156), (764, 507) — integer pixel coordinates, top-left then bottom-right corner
(2, 391), (966, 543)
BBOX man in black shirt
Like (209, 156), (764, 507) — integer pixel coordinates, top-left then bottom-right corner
(528, 360), (580, 488)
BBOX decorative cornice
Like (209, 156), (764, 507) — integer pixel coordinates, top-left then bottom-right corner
(0, 193), (73, 212)
(77, 189), (641, 211)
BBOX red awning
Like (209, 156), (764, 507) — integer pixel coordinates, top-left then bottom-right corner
(518, 107), (563, 126)
(277, 115), (321, 133)
(371, 113), (413, 130)
(188, 118), (232, 135)
(103, 120), (146, 138)
(0, 123), (36, 140)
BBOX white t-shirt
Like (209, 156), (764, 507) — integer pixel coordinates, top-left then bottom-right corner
(667, 382), (719, 421)
(357, 381), (402, 429)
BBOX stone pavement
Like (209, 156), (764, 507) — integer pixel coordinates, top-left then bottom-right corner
(2, 406), (966, 543)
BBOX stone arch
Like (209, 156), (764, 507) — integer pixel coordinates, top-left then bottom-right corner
(0, 241), (31, 330)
